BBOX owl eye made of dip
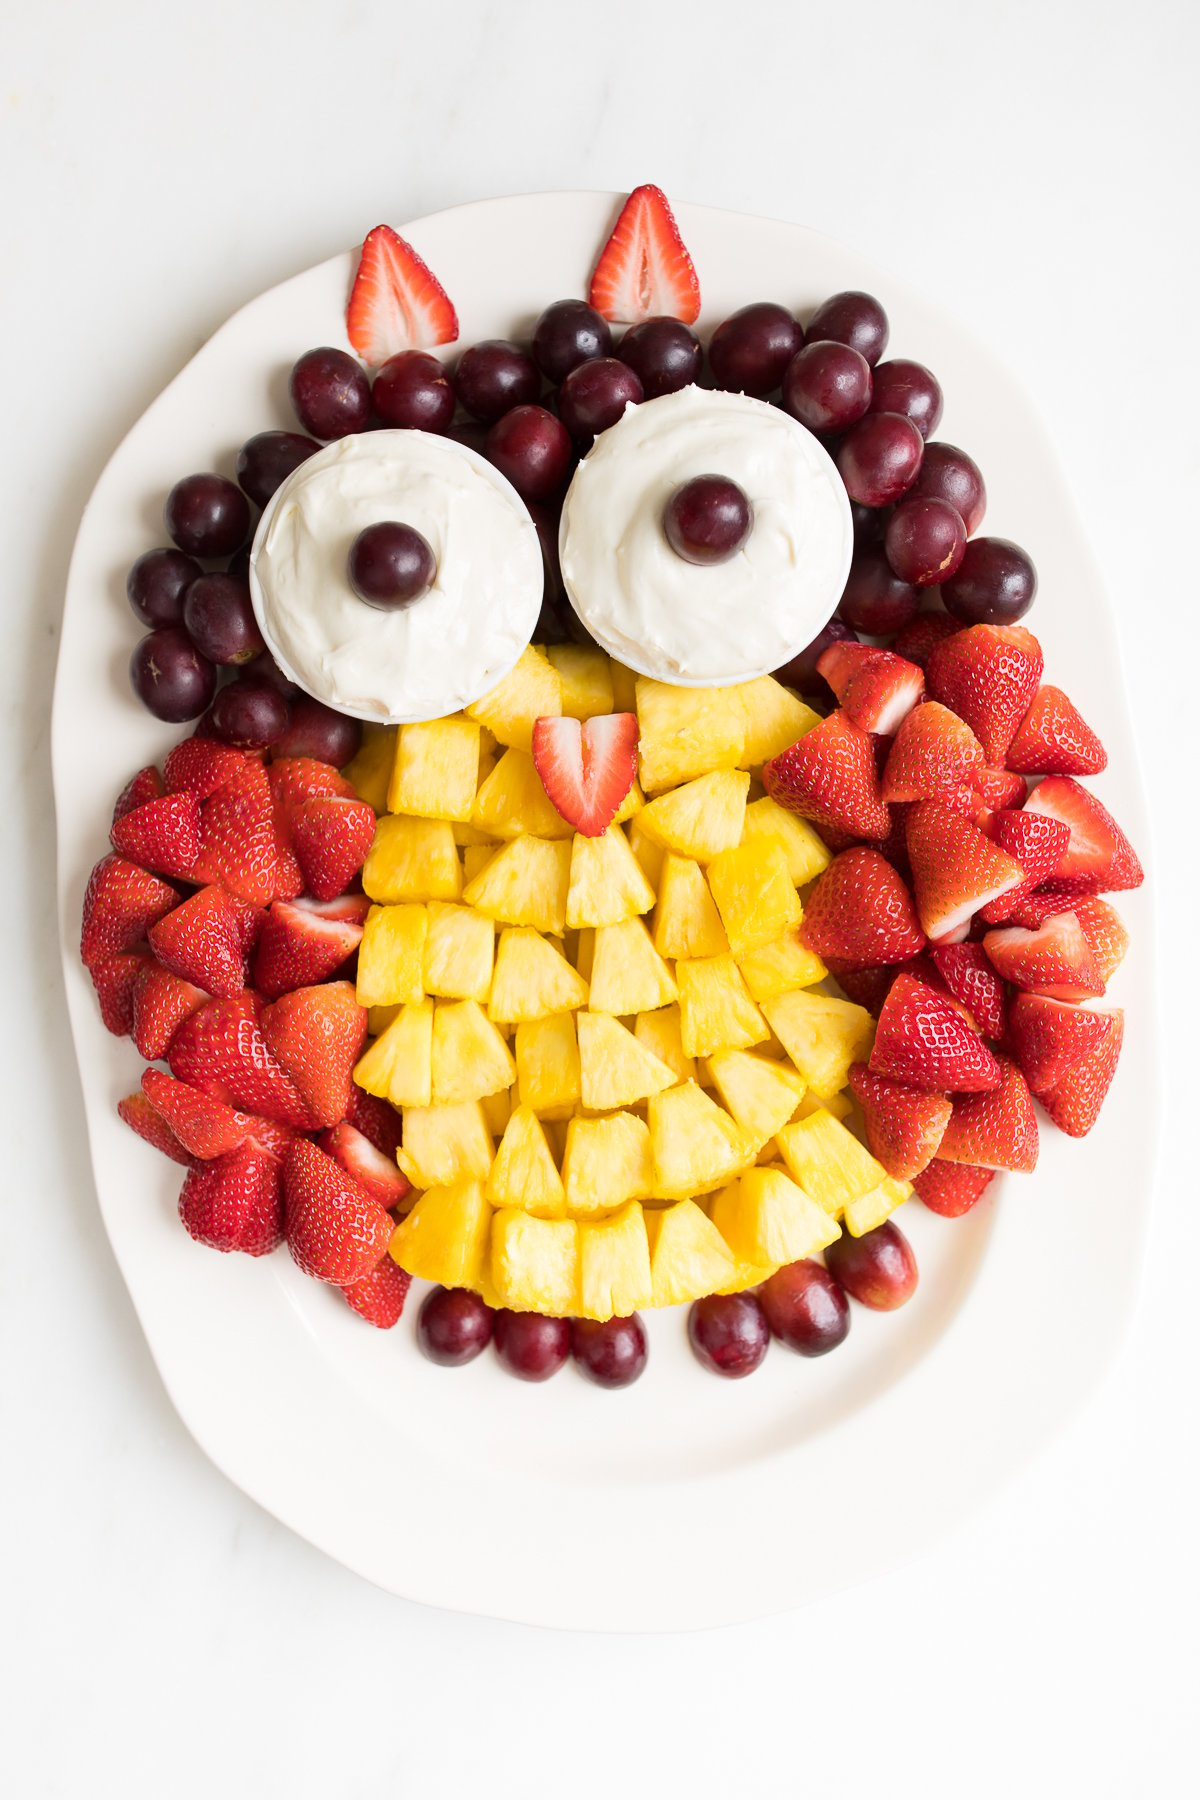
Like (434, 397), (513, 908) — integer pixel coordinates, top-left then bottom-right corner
(662, 474), (754, 566)
(348, 521), (436, 609)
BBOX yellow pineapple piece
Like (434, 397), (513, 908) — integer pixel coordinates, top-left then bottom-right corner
(562, 1110), (654, 1213)
(397, 1100), (494, 1189)
(644, 1200), (740, 1305)
(344, 723), (397, 813)
(481, 1084), (512, 1139)
(633, 1005), (695, 1084)
(565, 826), (656, 928)
(676, 955), (769, 1058)
(638, 770), (750, 863)
(573, 927), (595, 983)
(707, 840), (803, 959)
(389, 1180), (491, 1288)
(355, 903), (427, 1008)
(485, 1105), (566, 1217)
(653, 855), (730, 960)
(463, 834), (572, 934)
(514, 1012), (581, 1119)
(422, 902), (495, 1002)
(579, 1202), (653, 1319)
(490, 1209), (578, 1314)
(762, 989), (874, 1097)
(737, 926), (827, 1001)
(488, 926), (589, 1023)
(609, 658), (638, 713)
(704, 1049), (807, 1148)
(353, 999), (433, 1108)
(430, 1000), (516, 1104)
(635, 676), (746, 793)
(794, 1089), (853, 1123)
(577, 1012), (677, 1110)
(844, 1174), (911, 1237)
(741, 796), (832, 886)
(388, 716), (481, 821)
(647, 1081), (756, 1198)
(710, 1167), (840, 1266)
(588, 918), (677, 1015)
(462, 844), (495, 885)
(465, 644), (562, 752)
(367, 1003), (401, 1037)
(545, 644), (615, 719)
(774, 1108), (888, 1216)
(471, 747), (573, 840)
(611, 777), (644, 827)
(732, 677), (822, 767)
(363, 816), (462, 903)
(627, 818), (665, 889)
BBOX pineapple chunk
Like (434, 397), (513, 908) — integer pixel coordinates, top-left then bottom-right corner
(635, 676), (746, 793)
(761, 990), (874, 1097)
(422, 902), (495, 1002)
(397, 1100), (494, 1189)
(638, 770), (750, 863)
(707, 840), (803, 959)
(389, 1180), (491, 1288)
(355, 903), (427, 1008)
(794, 1089), (853, 1123)
(732, 677), (822, 767)
(775, 1108), (888, 1216)
(430, 1000), (516, 1104)
(741, 796), (832, 887)
(588, 918), (678, 1015)
(562, 1111), (654, 1213)
(844, 1174), (911, 1237)
(485, 1105), (566, 1217)
(465, 644), (562, 752)
(353, 999), (433, 1108)
(710, 1167), (840, 1266)
(653, 855), (730, 960)
(488, 927), (589, 1023)
(611, 778), (644, 827)
(565, 826), (657, 929)
(515, 1012), (581, 1119)
(388, 716), (481, 821)
(633, 1005), (696, 1084)
(647, 1081), (755, 1199)
(367, 1003), (401, 1037)
(738, 926), (828, 1001)
(705, 1049), (807, 1148)
(545, 644), (615, 719)
(579, 1202), (653, 1319)
(344, 723), (397, 813)
(577, 1012), (677, 1110)
(363, 816), (462, 903)
(481, 1085), (512, 1139)
(472, 748), (573, 840)
(645, 1200), (740, 1306)
(462, 844), (495, 885)
(676, 956), (770, 1058)
(490, 1209), (578, 1314)
(573, 927), (595, 982)
(609, 658), (638, 714)
(463, 834), (572, 934)
(627, 818), (665, 889)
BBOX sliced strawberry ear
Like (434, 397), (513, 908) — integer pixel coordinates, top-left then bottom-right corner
(532, 711), (638, 836)
(346, 223), (459, 364)
(588, 185), (701, 325)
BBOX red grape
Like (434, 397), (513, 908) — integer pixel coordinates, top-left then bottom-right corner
(347, 522), (436, 609)
(129, 628), (216, 722)
(455, 340), (540, 422)
(782, 341), (873, 435)
(941, 536), (1037, 625)
(617, 317), (702, 399)
(254, 652), (300, 698)
(868, 359), (943, 439)
(236, 431), (320, 508)
(774, 618), (860, 696)
(532, 299), (612, 381)
(687, 1291), (769, 1377)
(557, 357), (643, 444)
(909, 442), (987, 536)
(824, 1220), (918, 1310)
(289, 347), (371, 440)
(182, 573), (264, 665)
(885, 497), (967, 587)
(851, 500), (889, 544)
(417, 1286), (494, 1366)
(371, 351), (455, 433)
(493, 1309), (571, 1381)
(272, 694), (362, 765)
(664, 475), (753, 565)
(837, 412), (924, 507)
(837, 542), (920, 634)
(805, 291), (889, 366)
(708, 302), (803, 396)
(759, 1260), (850, 1355)
(126, 548), (200, 630)
(209, 674), (289, 749)
(571, 1315), (648, 1388)
(164, 473), (250, 558)
(486, 405), (572, 502)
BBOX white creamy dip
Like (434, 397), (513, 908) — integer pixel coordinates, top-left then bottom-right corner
(250, 431), (543, 722)
(558, 386), (853, 685)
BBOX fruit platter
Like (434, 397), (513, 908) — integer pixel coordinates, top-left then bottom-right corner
(54, 190), (1156, 1629)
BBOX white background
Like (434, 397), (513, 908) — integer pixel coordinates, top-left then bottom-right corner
(3, 2), (1197, 1795)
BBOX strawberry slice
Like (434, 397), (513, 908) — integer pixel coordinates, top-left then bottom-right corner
(1074, 897), (1129, 986)
(260, 981), (367, 1129)
(345, 1084), (404, 1158)
(937, 1055), (1038, 1172)
(846, 1063), (951, 1180)
(148, 885), (247, 999)
(339, 1256), (412, 1328)
(131, 964), (207, 1060)
(978, 809), (1072, 923)
(801, 848), (925, 966)
(110, 790), (202, 881)
(163, 737), (251, 801)
(112, 764), (165, 824)
(1037, 1009), (1124, 1137)
(905, 801), (1025, 943)
(838, 650), (925, 736)
(588, 184), (701, 325)
(80, 854), (177, 968)
(999, 889), (1078, 931)
(928, 942), (1007, 1039)
(168, 992), (314, 1127)
(892, 612), (960, 668)
(972, 766), (1029, 814)
(763, 709), (891, 840)
(117, 1091), (193, 1166)
(290, 794), (376, 900)
(815, 639), (879, 698)
(90, 948), (153, 1036)
(268, 756), (355, 827)
(319, 1119), (411, 1211)
(193, 759), (279, 906)
(881, 701), (985, 804)
(346, 223), (459, 364)
(179, 1141), (285, 1255)
(1006, 684), (1107, 776)
(531, 712), (638, 837)
(911, 1158), (995, 1217)
(1023, 776), (1143, 893)
(983, 911), (1105, 1001)
(141, 1067), (267, 1161)
(870, 973), (1002, 1093)
(284, 1139), (394, 1283)
(926, 623), (1044, 763)
(252, 894), (369, 999)
(1007, 993), (1116, 1092)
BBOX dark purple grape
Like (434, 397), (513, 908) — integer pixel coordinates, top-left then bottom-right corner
(347, 522), (436, 609)
(272, 693), (362, 765)
(254, 651), (300, 698)
(884, 497), (967, 588)
(493, 1310), (571, 1382)
(909, 442), (987, 536)
(129, 628), (216, 722)
(687, 1291), (770, 1378)
(126, 548), (201, 629)
(617, 317), (702, 399)
(446, 417), (490, 456)
(209, 674), (289, 749)
(663, 475), (753, 565)
(851, 500), (889, 544)
(226, 547), (251, 584)
(805, 291), (889, 366)
(941, 536), (1037, 625)
(824, 1221), (917, 1311)
(557, 357), (643, 445)
(782, 341), (873, 435)
(708, 302), (803, 396)
(182, 573), (264, 664)
(837, 542), (920, 635)
(486, 405), (572, 502)
(417, 1286), (494, 1366)
(759, 1260), (850, 1355)
(235, 431), (321, 509)
(532, 299), (612, 382)
(571, 1314), (648, 1388)
(836, 412), (924, 507)
(164, 473), (251, 558)
(454, 339), (540, 423)
(868, 359), (943, 439)
(289, 346), (371, 440)
(372, 350), (456, 432)
(774, 618), (860, 696)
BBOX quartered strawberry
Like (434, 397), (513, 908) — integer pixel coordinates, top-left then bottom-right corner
(112, 764), (165, 824)
(80, 854), (177, 968)
(1006, 684), (1107, 776)
(168, 992), (314, 1127)
(283, 1139), (394, 1283)
(345, 1084), (404, 1158)
(929, 942), (1007, 1039)
(912, 1158), (995, 1217)
(339, 1256), (412, 1328)
(110, 791), (202, 881)
(531, 712), (638, 837)
(870, 973), (1002, 1093)
(259, 981), (367, 1129)
(905, 801), (1024, 943)
(179, 1141), (285, 1255)
(825, 959), (905, 1017)
(319, 1119), (411, 1211)
(801, 847), (925, 966)
(90, 948), (153, 1037)
(346, 223), (458, 364)
(999, 889), (1079, 931)
(142, 1067), (263, 1160)
(117, 1091), (193, 1166)
(131, 964), (207, 1060)
(978, 809), (1072, 923)
(148, 885), (247, 999)
(847, 1063), (951, 1180)
(1007, 992), (1115, 1093)
(881, 701), (985, 804)
(1074, 897), (1129, 986)
(290, 794), (376, 900)
(837, 650), (924, 736)
(1037, 1009), (1124, 1137)
(926, 623), (1044, 763)
(193, 759), (279, 906)
(892, 611), (959, 668)
(973, 766), (1028, 814)
(252, 894), (369, 999)
(588, 184), (700, 325)
(763, 708), (890, 840)
(983, 911), (1104, 1001)
(163, 737), (250, 801)
(816, 639), (880, 699)
(1023, 776), (1143, 893)
(938, 1055), (1038, 1172)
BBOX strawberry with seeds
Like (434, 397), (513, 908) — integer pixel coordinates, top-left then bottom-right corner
(825, 960), (905, 1017)
(928, 942), (1007, 1039)
(253, 894), (370, 999)
(1006, 685), (1107, 776)
(905, 800), (1025, 943)
(118, 1091), (193, 1166)
(131, 964), (207, 1060)
(340, 1258), (413, 1329)
(80, 855), (177, 968)
(290, 794), (376, 900)
(983, 911), (1105, 1001)
(193, 758), (279, 906)
(870, 972), (1003, 1093)
(110, 790), (202, 882)
(847, 1063), (952, 1180)
(1037, 1010), (1124, 1137)
(926, 623), (1044, 763)
(937, 1056), (1039, 1172)
(588, 184), (700, 325)
(148, 885), (247, 999)
(163, 737), (250, 801)
(260, 981), (367, 1129)
(835, 650), (925, 736)
(90, 948), (153, 1037)
(892, 612), (959, 668)
(801, 848), (925, 965)
(319, 1120), (411, 1211)
(881, 701), (985, 805)
(1008, 993), (1116, 1093)
(141, 1067), (268, 1161)
(346, 224), (459, 364)
(112, 764), (165, 823)
(1074, 897), (1129, 985)
(763, 708), (890, 840)
(168, 992), (314, 1126)
(284, 1139), (394, 1283)
(532, 712), (638, 836)
(912, 1158), (995, 1217)
(345, 1085), (404, 1159)
(1023, 776), (1143, 893)
(979, 809), (1072, 922)
(179, 1141), (285, 1255)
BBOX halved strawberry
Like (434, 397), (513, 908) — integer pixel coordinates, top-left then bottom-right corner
(163, 737), (250, 801)
(846, 1063), (951, 1180)
(999, 889), (1079, 931)
(1074, 897), (1129, 986)
(345, 1084), (404, 1159)
(531, 712), (638, 837)
(1023, 776), (1143, 893)
(168, 992), (314, 1127)
(339, 1257), (412, 1328)
(148, 885), (247, 999)
(252, 894), (369, 1000)
(346, 223), (458, 365)
(801, 848), (925, 966)
(117, 1091), (193, 1166)
(110, 791), (202, 882)
(284, 1139), (394, 1283)
(1006, 685), (1106, 776)
(937, 1055), (1038, 1172)
(588, 184), (700, 325)
(90, 948), (153, 1036)
(926, 623), (1044, 763)
(319, 1119), (411, 1211)
(80, 854), (177, 968)
(881, 701), (985, 804)
(142, 1067), (260, 1160)
(911, 1158), (995, 1217)
(268, 756), (355, 828)
(763, 709), (890, 840)
(978, 809), (1072, 923)
(892, 612), (960, 668)
(870, 973), (1002, 1093)
(260, 981), (367, 1129)
(928, 942), (1007, 1039)
(973, 766), (1029, 814)
(983, 911), (1104, 1001)
(290, 795), (376, 900)
(905, 801), (1024, 943)
(838, 650), (925, 736)
(131, 964), (207, 1060)
(1007, 992), (1115, 1093)
(112, 764), (165, 824)
(179, 1141), (285, 1256)
(1037, 1010), (1124, 1137)
(816, 639), (879, 699)
(193, 759), (279, 906)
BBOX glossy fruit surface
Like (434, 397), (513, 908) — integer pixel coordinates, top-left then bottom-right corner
(824, 1220), (918, 1310)
(942, 537), (1038, 625)
(272, 694), (362, 765)
(868, 359), (944, 438)
(782, 340), (872, 434)
(182, 573), (265, 664)
(885, 497), (967, 587)
(663, 475), (753, 565)
(708, 302), (803, 395)
(759, 1260), (851, 1355)
(571, 1314), (648, 1388)
(486, 405), (572, 501)
(617, 316), (702, 398)
(774, 618), (860, 696)
(235, 431), (320, 508)
(493, 1309), (571, 1381)
(532, 298), (612, 381)
(289, 346), (372, 439)
(164, 473), (250, 558)
(687, 1291), (770, 1377)
(347, 521), (436, 608)
(836, 412), (924, 507)
(805, 291), (889, 365)
(371, 350), (456, 432)
(417, 1286), (494, 1366)
(126, 548), (200, 629)
(910, 442), (987, 535)
(837, 542), (920, 635)
(557, 357), (643, 442)
(129, 628), (216, 722)
(454, 339), (540, 422)
(208, 675), (289, 748)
